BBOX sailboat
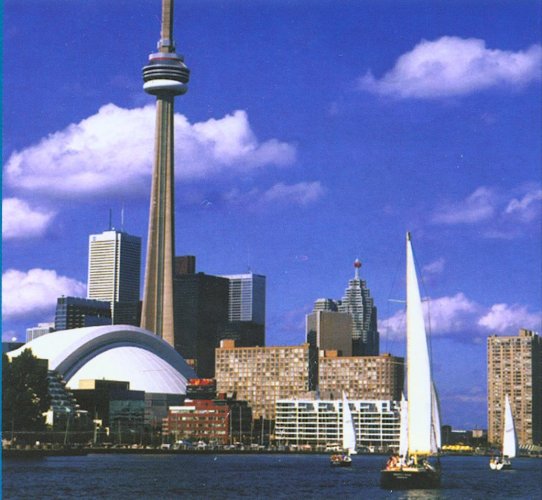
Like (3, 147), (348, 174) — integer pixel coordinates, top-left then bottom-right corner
(380, 233), (441, 489)
(398, 393), (408, 464)
(330, 392), (357, 467)
(490, 395), (516, 470)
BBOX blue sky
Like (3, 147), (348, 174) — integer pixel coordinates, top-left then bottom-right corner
(2, 0), (541, 429)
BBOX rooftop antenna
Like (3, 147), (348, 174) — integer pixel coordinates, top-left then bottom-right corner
(121, 205), (125, 232)
(354, 258), (362, 280)
(108, 208), (113, 231)
(247, 248), (252, 273)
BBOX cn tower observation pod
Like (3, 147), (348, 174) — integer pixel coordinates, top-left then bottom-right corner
(8, 325), (196, 394)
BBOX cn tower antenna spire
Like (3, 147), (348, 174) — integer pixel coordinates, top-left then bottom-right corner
(140, 0), (190, 345)
(160, 0), (174, 53)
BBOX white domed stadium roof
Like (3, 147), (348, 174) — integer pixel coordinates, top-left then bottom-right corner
(8, 325), (196, 394)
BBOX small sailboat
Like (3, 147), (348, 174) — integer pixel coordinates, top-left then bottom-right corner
(330, 392), (356, 467)
(398, 393), (408, 464)
(380, 233), (441, 489)
(490, 395), (516, 470)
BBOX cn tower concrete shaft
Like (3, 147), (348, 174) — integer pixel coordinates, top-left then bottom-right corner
(140, 0), (189, 346)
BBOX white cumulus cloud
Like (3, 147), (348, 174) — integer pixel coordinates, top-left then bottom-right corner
(359, 36), (541, 98)
(478, 303), (541, 333)
(2, 268), (86, 319)
(381, 292), (541, 342)
(261, 182), (325, 206)
(431, 184), (541, 238)
(505, 188), (542, 223)
(423, 258), (445, 276)
(2, 330), (20, 343)
(433, 187), (496, 224)
(2, 198), (56, 240)
(224, 181), (325, 209)
(4, 105), (296, 198)
(381, 293), (479, 340)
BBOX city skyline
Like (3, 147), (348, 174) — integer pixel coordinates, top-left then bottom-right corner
(2, 1), (541, 429)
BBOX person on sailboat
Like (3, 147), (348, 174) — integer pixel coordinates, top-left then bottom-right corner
(422, 459), (436, 472)
(385, 454), (400, 470)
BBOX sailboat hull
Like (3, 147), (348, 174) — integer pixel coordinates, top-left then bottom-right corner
(330, 454), (352, 467)
(380, 467), (441, 490)
(489, 458), (512, 471)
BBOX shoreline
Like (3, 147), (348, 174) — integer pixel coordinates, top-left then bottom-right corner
(3, 446), (541, 460)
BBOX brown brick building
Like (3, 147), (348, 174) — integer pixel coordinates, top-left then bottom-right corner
(318, 351), (404, 401)
(487, 329), (541, 446)
(215, 341), (317, 420)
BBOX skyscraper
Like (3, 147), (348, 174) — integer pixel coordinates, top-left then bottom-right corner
(140, 0), (190, 345)
(88, 229), (141, 325)
(338, 259), (379, 356)
(306, 299), (353, 356)
(221, 273), (266, 346)
(55, 296), (111, 331)
(173, 257), (230, 378)
(487, 329), (542, 447)
(223, 273), (266, 324)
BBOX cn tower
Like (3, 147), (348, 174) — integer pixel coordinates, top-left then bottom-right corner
(140, 0), (189, 345)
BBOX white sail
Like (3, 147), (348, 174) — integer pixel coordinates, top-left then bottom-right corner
(430, 381), (442, 453)
(342, 392), (356, 454)
(399, 393), (408, 459)
(406, 233), (433, 455)
(502, 395), (517, 458)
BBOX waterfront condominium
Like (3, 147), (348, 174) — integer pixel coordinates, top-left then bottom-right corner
(487, 329), (542, 447)
(220, 273), (266, 346)
(275, 398), (401, 450)
(87, 229), (141, 325)
(215, 340), (317, 420)
(318, 350), (404, 401)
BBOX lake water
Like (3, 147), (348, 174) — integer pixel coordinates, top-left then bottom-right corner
(3, 454), (541, 499)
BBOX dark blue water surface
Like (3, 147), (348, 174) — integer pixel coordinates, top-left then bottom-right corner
(3, 454), (542, 499)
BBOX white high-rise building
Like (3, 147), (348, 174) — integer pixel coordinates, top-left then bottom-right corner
(88, 229), (141, 325)
(26, 322), (55, 343)
(221, 273), (266, 325)
(219, 273), (266, 346)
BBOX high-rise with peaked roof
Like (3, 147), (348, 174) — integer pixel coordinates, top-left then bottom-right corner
(487, 329), (542, 447)
(88, 229), (141, 325)
(338, 259), (379, 356)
